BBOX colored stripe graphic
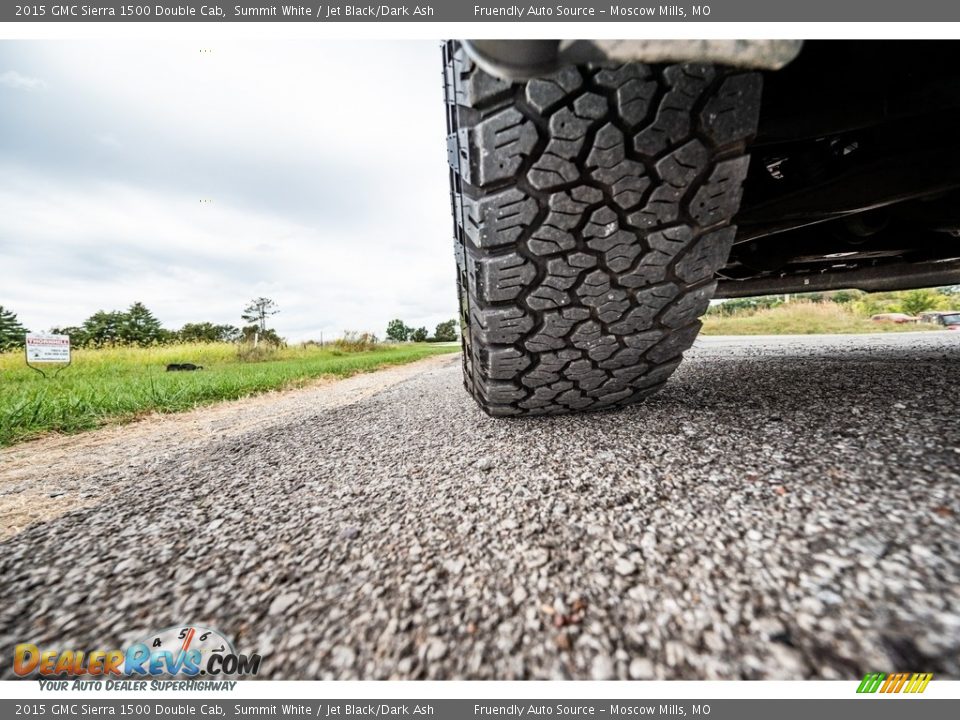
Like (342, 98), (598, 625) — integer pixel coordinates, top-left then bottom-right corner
(857, 672), (932, 693)
(857, 672), (886, 693)
(889, 673), (909, 693)
(905, 673), (933, 693)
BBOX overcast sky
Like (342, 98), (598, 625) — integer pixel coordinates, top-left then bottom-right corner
(0, 40), (456, 341)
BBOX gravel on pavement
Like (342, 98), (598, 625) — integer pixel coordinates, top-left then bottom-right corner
(1, 333), (958, 680)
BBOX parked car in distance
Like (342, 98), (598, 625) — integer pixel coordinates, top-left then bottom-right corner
(919, 310), (960, 326)
(936, 312), (960, 329)
(871, 313), (919, 324)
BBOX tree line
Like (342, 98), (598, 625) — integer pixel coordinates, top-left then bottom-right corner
(0, 298), (278, 351)
(51, 303), (241, 347)
(0, 299), (461, 352)
(386, 318), (458, 343)
(708, 286), (960, 317)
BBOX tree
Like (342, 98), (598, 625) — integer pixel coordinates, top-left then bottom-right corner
(240, 325), (283, 346)
(898, 289), (942, 316)
(81, 310), (126, 347)
(434, 319), (458, 342)
(386, 318), (412, 342)
(411, 326), (429, 342)
(831, 290), (860, 304)
(241, 297), (279, 332)
(51, 325), (84, 342)
(119, 302), (165, 346)
(0, 306), (29, 351)
(180, 322), (240, 343)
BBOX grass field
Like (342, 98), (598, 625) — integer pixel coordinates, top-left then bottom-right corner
(0, 342), (458, 447)
(701, 301), (942, 336)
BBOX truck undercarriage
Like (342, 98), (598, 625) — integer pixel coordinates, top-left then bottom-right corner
(720, 41), (960, 297)
(464, 40), (960, 298)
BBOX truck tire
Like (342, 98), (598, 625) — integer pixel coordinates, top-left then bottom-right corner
(443, 41), (761, 416)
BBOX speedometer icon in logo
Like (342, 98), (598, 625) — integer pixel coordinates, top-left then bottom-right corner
(134, 625), (237, 677)
(148, 625), (235, 657)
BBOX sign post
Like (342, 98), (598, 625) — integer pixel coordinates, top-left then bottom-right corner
(24, 334), (72, 378)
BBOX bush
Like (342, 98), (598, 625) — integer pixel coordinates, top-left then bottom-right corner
(240, 325), (284, 347)
(411, 326), (429, 343)
(434, 319), (458, 342)
(897, 289), (945, 316)
(707, 296), (783, 316)
(701, 300), (940, 335)
(236, 342), (280, 363)
(332, 331), (379, 353)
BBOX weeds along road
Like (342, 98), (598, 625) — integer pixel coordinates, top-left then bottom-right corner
(1, 334), (958, 679)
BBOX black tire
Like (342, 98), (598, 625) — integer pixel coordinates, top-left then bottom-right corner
(443, 41), (761, 416)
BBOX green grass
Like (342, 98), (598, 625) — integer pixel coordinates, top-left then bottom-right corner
(702, 301), (942, 336)
(0, 342), (458, 447)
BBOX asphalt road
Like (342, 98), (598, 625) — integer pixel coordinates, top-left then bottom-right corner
(1, 333), (958, 680)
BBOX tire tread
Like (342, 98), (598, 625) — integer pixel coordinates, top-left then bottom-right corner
(444, 41), (759, 416)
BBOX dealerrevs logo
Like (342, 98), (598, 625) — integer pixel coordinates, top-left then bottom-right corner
(13, 625), (261, 678)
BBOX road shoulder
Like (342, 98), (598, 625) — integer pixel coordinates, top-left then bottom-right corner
(0, 352), (460, 541)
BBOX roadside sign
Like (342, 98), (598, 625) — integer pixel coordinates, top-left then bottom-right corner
(24, 334), (72, 378)
(26, 334), (71, 363)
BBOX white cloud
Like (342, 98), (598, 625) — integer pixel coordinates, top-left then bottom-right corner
(0, 70), (46, 90)
(95, 133), (122, 150)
